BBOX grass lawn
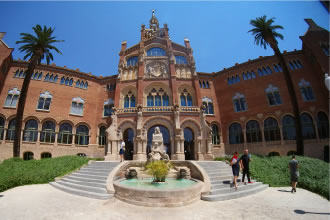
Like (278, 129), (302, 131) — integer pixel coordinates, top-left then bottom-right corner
(0, 156), (89, 193)
(215, 155), (329, 200)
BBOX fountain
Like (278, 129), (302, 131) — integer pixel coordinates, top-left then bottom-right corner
(112, 127), (204, 207)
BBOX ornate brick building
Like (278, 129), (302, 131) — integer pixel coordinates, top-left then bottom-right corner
(0, 14), (328, 161)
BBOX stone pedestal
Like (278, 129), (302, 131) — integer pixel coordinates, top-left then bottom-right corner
(197, 153), (204, 161)
(104, 153), (120, 161)
(171, 153), (185, 160)
(204, 153), (215, 160)
(133, 153), (147, 161)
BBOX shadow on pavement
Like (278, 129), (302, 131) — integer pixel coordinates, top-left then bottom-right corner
(294, 209), (330, 215)
(277, 189), (291, 193)
(0, 195), (3, 198)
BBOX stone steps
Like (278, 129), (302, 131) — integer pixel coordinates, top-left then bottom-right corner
(50, 161), (120, 200)
(196, 161), (268, 201)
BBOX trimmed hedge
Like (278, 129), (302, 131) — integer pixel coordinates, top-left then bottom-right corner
(0, 156), (89, 193)
(215, 155), (329, 199)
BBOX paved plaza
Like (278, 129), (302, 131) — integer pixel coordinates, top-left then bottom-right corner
(0, 184), (329, 220)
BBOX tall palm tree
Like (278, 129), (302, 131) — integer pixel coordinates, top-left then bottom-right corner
(249, 15), (304, 155)
(14, 25), (63, 157)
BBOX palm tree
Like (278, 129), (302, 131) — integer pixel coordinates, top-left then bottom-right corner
(249, 15), (304, 155)
(14, 25), (63, 157)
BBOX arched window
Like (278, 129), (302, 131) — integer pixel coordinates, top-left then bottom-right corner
(127, 56), (138, 66)
(154, 94), (161, 106)
(202, 97), (214, 114)
(236, 75), (240, 82)
(69, 78), (73, 86)
(23, 119), (38, 142)
(298, 79), (315, 101)
(65, 77), (69, 85)
(103, 99), (114, 117)
(282, 115), (296, 140)
(266, 66), (272, 74)
(6, 118), (16, 141)
(251, 71), (256, 78)
(37, 91), (52, 110)
(99, 126), (107, 146)
(175, 56), (188, 64)
(49, 74), (54, 82)
(266, 84), (282, 106)
(60, 77), (65, 84)
(264, 117), (281, 141)
(211, 124), (220, 145)
(70, 97), (84, 115)
(124, 96), (129, 108)
(246, 120), (262, 143)
(14, 70), (19, 78)
(229, 123), (244, 144)
(208, 103), (214, 114)
(75, 125), (89, 146)
(258, 68), (263, 76)
(317, 112), (329, 139)
(180, 94), (186, 106)
(4, 88), (20, 108)
(77, 153), (87, 157)
(40, 121), (56, 143)
(293, 61), (299, 69)
(296, 60), (303, 68)
(23, 152), (34, 160)
(147, 47), (166, 56)
(147, 94), (154, 106)
(301, 113), (316, 139)
(33, 71), (39, 79)
(232, 93), (247, 112)
(75, 80), (80, 88)
(54, 75), (58, 83)
(41, 152), (52, 159)
(0, 117), (4, 140)
(80, 81), (84, 89)
(45, 73), (49, 81)
(202, 81), (206, 88)
(123, 91), (135, 108)
(273, 64), (279, 72)
(242, 73), (247, 80)
(206, 81), (210, 88)
(289, 61), (295, 70)
(163, 94), (169, 106)
(199, 80), (203, 87)
(58, 123), (73, 144)
(84, 82), (88, 89)
(130, 95), (136, 107)
(187, 94), (193, 106)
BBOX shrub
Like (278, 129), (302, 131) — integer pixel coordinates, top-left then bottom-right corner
(146, 160), (172, 182)
(0, 155), (89, 193)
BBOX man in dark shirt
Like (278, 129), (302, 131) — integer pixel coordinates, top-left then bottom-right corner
(239, 149), (252, 184)
(289, 155), (299, 193)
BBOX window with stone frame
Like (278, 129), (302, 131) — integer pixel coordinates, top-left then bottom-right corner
(300, 113), (316, 139)
(57, 123), (73, 144)
(99, 126), (107, 146)
(104, 99), (114, 117)
(124, 90), (136, 108)
(146, 88), (169, 107)
(232, 93), (247, 112)
(23, 152), (34, 160)
(316, 112), (329, 139)
(75, 125), (89, 146)
(180, 89), (193, 107)
(0, 117), (4, 140)
(70, 97), (85, 115)
(37, 91), (53, 111)
(147, 47), (166, 56)
(23, 119), (38, 142)
(40, 121), (56, 143)
(298, 79), (315, 101)
(202, 97), (214, 114)
(282, 115), (296, 140)
(4, 88), (20, 108)
(175, 56), (188, 64)
(127, 56), (138, 66)
(6, 118), (16, 141)
(211, 124), (220, 145)
(246, 120), (262, 143)
(41, 152), (52, 159)
(265, 84), (282, 106)
(229, 123), (244, 144)
(264, 117), (281, 141)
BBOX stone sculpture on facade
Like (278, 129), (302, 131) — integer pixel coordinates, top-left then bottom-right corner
(148, 127), (170, 162)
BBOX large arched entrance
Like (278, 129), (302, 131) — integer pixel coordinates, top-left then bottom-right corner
(184, 127), (195, 160)
(123, 128), (134, 160)
(147, 125), (171, 159)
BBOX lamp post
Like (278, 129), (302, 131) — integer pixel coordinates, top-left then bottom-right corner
(325, 73), (330, 91)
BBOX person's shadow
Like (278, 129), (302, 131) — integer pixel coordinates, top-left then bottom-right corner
(294, 209), (330, 215)
(277, 189), (291, 192)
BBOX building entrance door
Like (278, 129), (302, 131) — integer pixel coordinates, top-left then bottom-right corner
(184, 127), (194, 160)
(147, 125), (171, 159)
(123, 128), (134, 160)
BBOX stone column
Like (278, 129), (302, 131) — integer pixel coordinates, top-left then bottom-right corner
(261, 126), (266, 148)
(142, 140), (147, 153)
(243, 128), (247, 148)
(279, 123), (285, 145)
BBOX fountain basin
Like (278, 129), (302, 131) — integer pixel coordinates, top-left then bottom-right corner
(113, 178), (203, 207)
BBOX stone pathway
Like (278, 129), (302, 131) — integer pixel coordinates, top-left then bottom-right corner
(0, 184), (329, 220)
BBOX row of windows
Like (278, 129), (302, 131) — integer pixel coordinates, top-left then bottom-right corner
(228, 112), (329, 144)
(106, 83), (116, 91)
(13, 70), (88, 89)
(227, 60), (302, 85)
(22, 152), (88, 160)
(126, 52), (188, 66)
(0, 118), (107, 146)
(232, 81), (315, 112)
(147, 88), (169, 107)
(199, 80), (210, 88)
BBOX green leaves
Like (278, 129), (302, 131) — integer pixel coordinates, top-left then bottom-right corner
(16, 24), (63, 64)
(146, 161), (172, 182)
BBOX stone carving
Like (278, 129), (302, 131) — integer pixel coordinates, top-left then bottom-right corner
(148, 127), (170, 162)
(145, 62), (168, 78)
(106, 110), (118, 141)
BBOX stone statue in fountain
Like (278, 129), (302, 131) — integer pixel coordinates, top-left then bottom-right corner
(148, 127), (170, 162)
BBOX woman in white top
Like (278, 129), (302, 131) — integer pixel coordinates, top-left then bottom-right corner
(119, 139), (125, 162)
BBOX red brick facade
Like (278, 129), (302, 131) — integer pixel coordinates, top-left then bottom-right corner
(0, 16), (328, 161)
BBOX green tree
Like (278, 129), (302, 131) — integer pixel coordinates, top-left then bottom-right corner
(249, 15), (304, 155)
(14, 25), (63, 157)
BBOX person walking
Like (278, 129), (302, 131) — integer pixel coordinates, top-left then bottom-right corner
(240, 149), (252, 184)
(230, 151), (240, 190)
(119, 139), (125, 162)
(289, 155), (299, 193)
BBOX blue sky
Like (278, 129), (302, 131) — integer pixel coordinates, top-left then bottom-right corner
(1, 1), (329, 76)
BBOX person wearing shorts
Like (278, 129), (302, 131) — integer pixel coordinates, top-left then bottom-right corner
(119, 139), (125, 162)
(230, 151), (240, 190)
(289, 155), (299, 193)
